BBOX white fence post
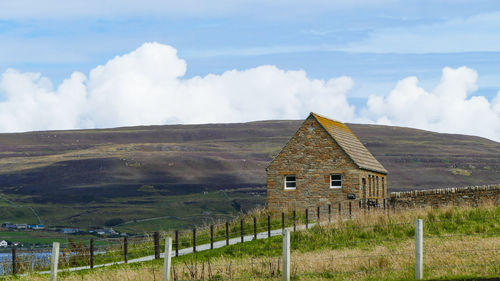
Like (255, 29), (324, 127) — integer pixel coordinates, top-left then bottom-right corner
(163, 237), (172, 281)
(415, 219), (423, 280)
(50, 242), (60, 281)
(283, 229), (290, 281)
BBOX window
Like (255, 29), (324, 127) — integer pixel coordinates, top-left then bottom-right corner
(330, 174), (342, 188)
(284, 175), (296, 190)
(369, 175), (372, 196)
(382, 177), (385, 197)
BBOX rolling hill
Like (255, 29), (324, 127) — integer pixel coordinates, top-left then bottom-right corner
(0, 120), (498, 229)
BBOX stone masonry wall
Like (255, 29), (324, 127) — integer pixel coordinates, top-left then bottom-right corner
(390, 184), (500, 208)
(266, 115), (386, 213)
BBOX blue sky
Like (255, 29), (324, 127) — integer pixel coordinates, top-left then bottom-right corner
(1, 1), (500, 141)
(1, 1), (499, 84)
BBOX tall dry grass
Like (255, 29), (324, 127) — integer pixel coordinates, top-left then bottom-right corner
(7, 235), (498, 281)
(3, 203), (498, 280)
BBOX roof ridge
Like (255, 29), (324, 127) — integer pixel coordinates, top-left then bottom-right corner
(310, 112), (342, 123)
(310, 113), (387, 174)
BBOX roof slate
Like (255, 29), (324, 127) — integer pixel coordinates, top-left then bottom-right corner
(311, 113), (388, 174)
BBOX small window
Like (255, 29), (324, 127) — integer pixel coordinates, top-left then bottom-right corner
(330, 174), (342, 188)
(284, 175), (296, 190)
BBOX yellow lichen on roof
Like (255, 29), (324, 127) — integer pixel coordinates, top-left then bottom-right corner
(311, 112), (387, 174)
(312, 113), (353, 134)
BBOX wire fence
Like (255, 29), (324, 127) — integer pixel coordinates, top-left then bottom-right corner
(163, 206), (499, 280)
(163, 216), (499, 280)
(0, 200), (383, 276)
(0, 202), (498, 280)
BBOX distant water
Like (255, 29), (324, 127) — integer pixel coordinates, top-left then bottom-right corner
(0, 252), (52, 275)
(0, 250), (105, 275)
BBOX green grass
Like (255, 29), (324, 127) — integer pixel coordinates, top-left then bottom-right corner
(1, 204), (498, 280)
(76, 204), (498, 271)
(0, 206), (38, 224)
(0, 188), (265, 241)
(0, 231), (102, 249)
(173, 205), (500, 264)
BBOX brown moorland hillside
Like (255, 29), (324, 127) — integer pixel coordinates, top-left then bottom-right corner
(0, 121), (498, 228)
(0, 120), (499, 202)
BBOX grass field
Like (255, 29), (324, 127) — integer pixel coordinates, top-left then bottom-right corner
(0, 187), (266, 242)
(0, 231), (70, 246)
(0, 188), (266, 249)
(2, 203), (498, 280)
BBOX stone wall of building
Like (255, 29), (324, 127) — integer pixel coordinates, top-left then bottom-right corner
(266, 115), (386, 212)
(390, 184), (500, 208)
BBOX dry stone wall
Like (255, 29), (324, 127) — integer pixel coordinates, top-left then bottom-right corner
(390, 184), (500, 208)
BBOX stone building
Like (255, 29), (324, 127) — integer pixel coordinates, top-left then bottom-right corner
(266, 113), (388, 212)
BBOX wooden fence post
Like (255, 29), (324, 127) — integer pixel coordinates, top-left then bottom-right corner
(293, 211), (296, 232)
(11, 246), (16, 275)
(253, 217), (257, 239)
(154, 231), (161, 259)
(349, 202), (352, 218)
(328, 204), (331, 223)
(192, 228), (196, 253)
(225, 222), (229, 246)
(305, 208), (308, 229)
(210, 225), (214, 249)
(124, 237), (128, 263)
(175, 230), (179, 257)
(90, 239), (94, 269)
(267, 215), (271, 238)
(317, 206), (320, 223)
(282, 212), (285, 233)
(338, 203), (341, 217)
(50, 242), (60, 281)
(163, 237), (172, 281)
(240, 219), (244, 243)
(383, 199), (386, 210)
(415, 219), (423, 280)
(282, 229), (290, 281)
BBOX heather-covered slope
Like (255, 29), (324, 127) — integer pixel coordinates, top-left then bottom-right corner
(0, 121), (498, 227)
(0, 120), (499, 201)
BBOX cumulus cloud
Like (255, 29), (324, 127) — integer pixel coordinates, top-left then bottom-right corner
(0, 42), (499, 142)
(362, 66), (500, 141)
(0, 42), (355, 132)
(0, 70), (86, 132)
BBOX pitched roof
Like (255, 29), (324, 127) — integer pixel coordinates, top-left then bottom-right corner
(311, 113), (388, 174)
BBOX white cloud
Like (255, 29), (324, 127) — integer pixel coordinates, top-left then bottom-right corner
(0, 42), (499, 142)
(0, 69), (86, 132)
(362, 66), (500, 141)
(0, 42), (355, 131)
